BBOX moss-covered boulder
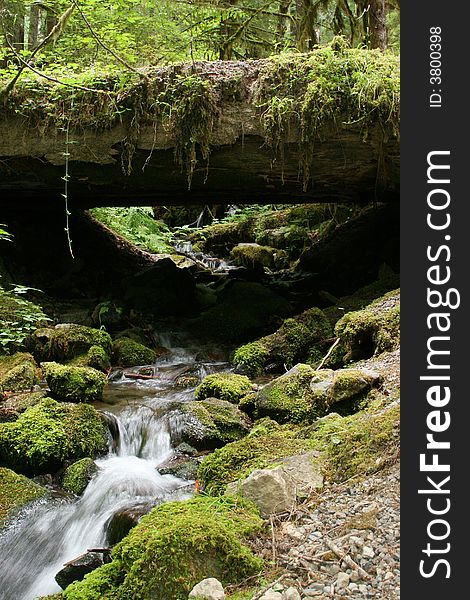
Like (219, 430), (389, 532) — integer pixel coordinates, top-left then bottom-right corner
(334, 290), (400, 362)
(198, 419), (311, 494)
(0, 398), (107, 475)
(230, 243), (276, 269)
(62, 458), (99, 495)
(189, 220), (256, 255)
(173, 399), (252, 450)
(28, 324), (112, 363)
(0, 352), (39, 393)
(60, 495), (263, 600)
(241, 364), (380, 424)
(69, 345), (111, 373)
(191, 281), (292, 343)
(0, 390), (47, 422)
(42, 362), (107, 403)
(232, 307), (332, 376)
(111, 337), (156, 368)
(0, 467), (48, 526)
(195, 373), (252, 404)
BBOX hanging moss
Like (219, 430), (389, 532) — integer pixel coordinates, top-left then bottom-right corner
(256, 42), (399, 189)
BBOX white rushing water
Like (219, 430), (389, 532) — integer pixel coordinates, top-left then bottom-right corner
(0, 383), (192, 599)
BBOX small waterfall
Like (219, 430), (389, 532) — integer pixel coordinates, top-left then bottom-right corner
(0, 404), (191, 600)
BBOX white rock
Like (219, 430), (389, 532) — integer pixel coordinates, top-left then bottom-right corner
(188, 578), (225, 600)
(282, 587), (302, 600)
(336, 572), (350, 589)
(259, 592), (283, 600)
(237, 466), (296, 517)
(362, 546), (375, 559)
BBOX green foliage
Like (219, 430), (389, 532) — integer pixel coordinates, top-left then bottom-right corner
(62, 495), (263, 600)
(0, 286), (51, 355)
(0, 466), (48, 526)
(0, 397), (107, 475)
(42, 362), (107, 403)
(195, 373), (252, 404)
(90, 207), (174, 253)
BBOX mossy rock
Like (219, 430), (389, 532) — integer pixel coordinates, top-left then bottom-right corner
(69, 345), (111, 373)
(0, 352), (39, 393)
(230, 243), (276, 269)
(198, 419), (311, 494)
(195, 373), (252, 404)
(334, 290), (400, 362)
(29, 324), (112, 363)
(42, 362), (107, 403)
(243, 364), (380, 424)
(62, 457), (98, 495)
(0, 390), (47, 422)
(232, 307), (332, 376)
(111, 337), (156, 368)
(189, 220), (256, 255)
(0, 467), (48, 527)
(191, 281), (292, 343)
(174, 398), (252, 450)
(0, 397), (108, 475)
(60, 495), (263, 600)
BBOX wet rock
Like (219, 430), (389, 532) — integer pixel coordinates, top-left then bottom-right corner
(158, 454), (200, 480)
(0, 353), (39, 393)
(175, 442), (198, 456)
(55, 551), (104, 590)
(188, 577), (225, 599)
(227, 466), (296, 517)
(173, 398), (252, 450)
(0, 390), (47, 422)
(41, 362), (107, 403)
(105, 502), (153, 546)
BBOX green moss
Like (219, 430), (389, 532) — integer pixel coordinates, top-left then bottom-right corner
(62, 496), (263, 600)
(0, 352), (39, 392)
(62, 457), (98, 495)
(334, 290), (400, 362)
(42, 362), (107, 403)
(195, 373), (252, 404)
(111, 337), (156, 368)
(69, 345), (111, 373)
(230, 244), (275, 269)
(232, 307), (332, 376)
(198, 418), (311, 493)
(257, 44), (399, 189)
(180, 399), (252, 450)
(0, 397), (107, 475)
(0, 467), (48, 526)
(30, 325), (112, 363)
(309, 403), (400, 481)
(232, 342), (270, 378)
(0, 390), (47, 422)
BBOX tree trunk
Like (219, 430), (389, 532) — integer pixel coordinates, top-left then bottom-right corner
(368, 0), (388, 49)
(28, 4), (40, 50)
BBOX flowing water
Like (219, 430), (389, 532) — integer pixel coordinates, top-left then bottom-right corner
(0, 336), (229, 600)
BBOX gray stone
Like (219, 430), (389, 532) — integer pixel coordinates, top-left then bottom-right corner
(282, 587), (302, 600)
(336, 572), (350, 589)
(362, 545), (375, 559)
(279, 452), (324, 495)
(258, 592), (283, 600)
(188, 577), (225, 600)
(235, 466), (296, 517)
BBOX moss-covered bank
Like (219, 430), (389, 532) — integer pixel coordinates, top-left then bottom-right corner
(0, 467), (48, 527)
(59, 495), (263, 600)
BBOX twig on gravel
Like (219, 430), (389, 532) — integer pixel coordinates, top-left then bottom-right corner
(324, 537), (371, 580)
(251, 574), (289, 600)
